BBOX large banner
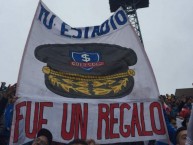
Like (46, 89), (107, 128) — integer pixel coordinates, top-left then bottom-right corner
(10, 1), (168, 144)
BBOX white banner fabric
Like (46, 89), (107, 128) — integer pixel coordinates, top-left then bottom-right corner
(10, 1), (168, 144)
(10, 98), (167, 144)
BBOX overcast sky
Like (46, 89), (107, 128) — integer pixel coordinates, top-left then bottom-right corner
(0, 0), (193, 95)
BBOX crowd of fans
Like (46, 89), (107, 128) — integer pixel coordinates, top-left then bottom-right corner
(159, 94), (193, 145)
(0, 82), (192, 145)
(0, 82), (17, 145)
(160, 94), (192, 128)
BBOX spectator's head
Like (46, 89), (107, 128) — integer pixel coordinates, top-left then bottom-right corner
(175, 127), (187, 145)
(32, 128), (53, 145)
(68, 139), (88, 145)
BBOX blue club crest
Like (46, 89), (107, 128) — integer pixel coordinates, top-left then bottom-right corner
(71, 52), (100, 70)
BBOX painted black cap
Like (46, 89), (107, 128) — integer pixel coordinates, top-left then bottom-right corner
(34, 43), (137, 98)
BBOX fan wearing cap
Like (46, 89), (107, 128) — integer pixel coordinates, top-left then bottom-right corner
(23, 128), (53, 145)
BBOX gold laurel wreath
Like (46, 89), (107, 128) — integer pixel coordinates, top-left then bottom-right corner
(43, 66), (135, 96)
